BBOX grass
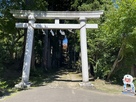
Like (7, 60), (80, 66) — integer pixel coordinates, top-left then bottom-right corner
(91, 79), (123, 94)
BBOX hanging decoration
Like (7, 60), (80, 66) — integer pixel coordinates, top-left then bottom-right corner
(50, 30), (55, 36)
(62, 36), (68, 50)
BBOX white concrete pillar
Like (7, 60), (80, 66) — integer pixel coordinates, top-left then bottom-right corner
(22, 15), (35, 84)
(55, 18), (59, 24)
(80, 17), (89, 82)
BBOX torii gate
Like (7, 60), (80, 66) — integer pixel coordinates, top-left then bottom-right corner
(10, 10), (103, 88)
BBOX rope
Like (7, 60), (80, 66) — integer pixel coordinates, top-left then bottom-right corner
(80, 24), (86, 29)
(28, 22), (34, 29)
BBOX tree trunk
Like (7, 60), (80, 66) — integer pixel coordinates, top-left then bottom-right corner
(19, 29), (27, 70)
(89, 62), (95, 77)
(107, 40), (125, 80)
(42, 30), (48, 71)
(47, 37), (51, 69)
(131, 64), (136, 77)
(31, 35), (35, 70)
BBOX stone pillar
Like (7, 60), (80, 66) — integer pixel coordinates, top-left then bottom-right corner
(22, 15), (35, 83)
(79, 17), (89, 82)
(15, 15), (35, 88)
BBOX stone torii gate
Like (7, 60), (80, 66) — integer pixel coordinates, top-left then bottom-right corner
(10, 10), (103, 88)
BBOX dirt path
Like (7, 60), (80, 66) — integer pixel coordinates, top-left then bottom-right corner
(44, 68), (123, 94)
(45, 68), (82, 89)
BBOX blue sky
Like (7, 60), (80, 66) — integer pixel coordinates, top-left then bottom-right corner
(112, 0), (118, 8)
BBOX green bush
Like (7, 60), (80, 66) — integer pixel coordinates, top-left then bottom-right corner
(0, 81), (8, 89)
(0, 81), (8, 96)
(133, 79), (136, 88)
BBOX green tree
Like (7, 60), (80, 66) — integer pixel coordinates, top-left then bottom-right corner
(102, 0), (136, 80)
(71, 0), (113, 78)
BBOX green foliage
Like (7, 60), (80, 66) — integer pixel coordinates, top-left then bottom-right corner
(76, 0), (114, 78)
(100, 0), (136, 79)
(133, 79), (136, 87)
(0, 81), (8, 89)
(0, 81), (7, 96)
(0, 0), (48, 67)
(22, 0), (48, 10)
(74, 0), (136, 80)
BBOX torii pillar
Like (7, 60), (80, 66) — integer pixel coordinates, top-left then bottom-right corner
(80, 17), (89, 82)
(15, 15), (35, 88)
(22, 15), (35, 84)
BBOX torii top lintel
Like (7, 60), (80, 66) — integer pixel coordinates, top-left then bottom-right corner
(10, 10), (103, 20)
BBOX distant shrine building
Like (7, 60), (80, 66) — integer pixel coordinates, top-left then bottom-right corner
(10, 10), (103, 88)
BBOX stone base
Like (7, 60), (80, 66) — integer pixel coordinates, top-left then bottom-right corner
(79, 82), (93, 86)
(15, 82), (31, 89)
(122, 90), (136, 96)
(79, 82), (96, 90)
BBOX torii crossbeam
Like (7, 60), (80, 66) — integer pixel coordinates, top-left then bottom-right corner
(10, 10), (103, 88)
